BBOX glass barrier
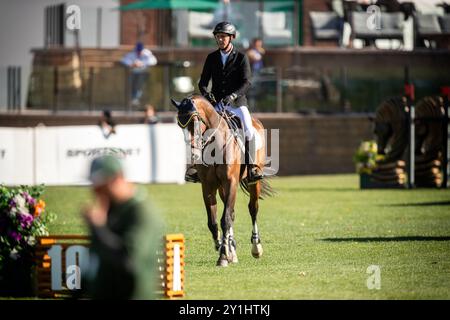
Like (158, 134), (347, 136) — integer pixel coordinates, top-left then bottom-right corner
(1, 62), (448, 114)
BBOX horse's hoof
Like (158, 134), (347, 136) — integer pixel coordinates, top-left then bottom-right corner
(231, 254), (238, 263)
(217, 258), (229, 267)
(251, 243), (263, 259)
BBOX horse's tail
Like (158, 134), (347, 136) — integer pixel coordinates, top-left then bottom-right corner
(239, 176), (276, 200)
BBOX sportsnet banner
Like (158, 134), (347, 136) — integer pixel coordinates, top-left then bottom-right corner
(0, 124), (186, 185)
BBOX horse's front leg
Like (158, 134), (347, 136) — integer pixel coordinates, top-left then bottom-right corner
(217, 179), (238, 267)
(202, 183), (221, 251)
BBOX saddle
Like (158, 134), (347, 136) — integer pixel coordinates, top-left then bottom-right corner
(214, 102), (243, 132)
(214, 102), (262, 152)
(220, 110), (243, 132)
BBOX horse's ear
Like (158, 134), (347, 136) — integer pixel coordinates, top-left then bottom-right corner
(171, 99), (181, 110)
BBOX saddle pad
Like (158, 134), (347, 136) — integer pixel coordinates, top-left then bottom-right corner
(219, 111), (263, 151)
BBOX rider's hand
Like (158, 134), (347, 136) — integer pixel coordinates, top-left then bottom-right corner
(222, 93), (237, 106)
(203, 92), (217, 105)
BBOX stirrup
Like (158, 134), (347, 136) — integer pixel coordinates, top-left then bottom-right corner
(185, 169), (200, 183)
(185, 173), (200, 183)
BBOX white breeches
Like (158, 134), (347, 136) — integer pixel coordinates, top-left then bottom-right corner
(224, 105), (255, 140)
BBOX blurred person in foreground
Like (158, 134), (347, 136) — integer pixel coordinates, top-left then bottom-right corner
(82, 155), (163, 299)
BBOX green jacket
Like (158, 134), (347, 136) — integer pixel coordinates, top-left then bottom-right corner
(86, 189), (163, 299)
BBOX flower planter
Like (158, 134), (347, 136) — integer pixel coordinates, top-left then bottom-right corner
(0, 257), (35, 297)
(0, 185), (55, 297)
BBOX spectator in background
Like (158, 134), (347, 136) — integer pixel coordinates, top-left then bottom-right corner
(141, 104), (160, 125)
(246, 38), (265, 110)
(82, 155), (163, 299)
(98, 110), (116, 139)
(121, 42), (157, 108)
(246, 38), (265, 75)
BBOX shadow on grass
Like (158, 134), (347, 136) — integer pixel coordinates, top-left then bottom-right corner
(320, 236), (450, 242)
(381, 201), (450, 207)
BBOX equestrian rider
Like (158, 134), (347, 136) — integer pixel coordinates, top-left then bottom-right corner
(185, 21), (263, 184)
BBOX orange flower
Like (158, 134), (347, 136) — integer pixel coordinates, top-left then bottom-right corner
(34, 199), (46, 217)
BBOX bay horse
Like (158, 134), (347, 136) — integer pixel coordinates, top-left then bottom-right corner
(172, 95), (273, 267)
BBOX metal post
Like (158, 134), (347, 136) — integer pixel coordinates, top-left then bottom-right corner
(58, 4), (65, 46)
(89, 67), (94, 112)
(163, 64), (170, 111)
(404, 66), (415, 188)
(340, 67), (348, 112)
(7, 67), (11, 110)
(441, 86), (450, 188)
(53, 66), (58, 113)
(276, 66), (283, 113)
(15, 66), (21, 111)
(7, 66), (21, 111)
(258, 0), (264, 41)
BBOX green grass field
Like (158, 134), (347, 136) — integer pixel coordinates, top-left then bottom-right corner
(42, 174), (450, 300)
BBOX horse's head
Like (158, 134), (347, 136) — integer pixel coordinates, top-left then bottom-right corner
(172, 97), (209, 162)
(172, 97), (208, 133)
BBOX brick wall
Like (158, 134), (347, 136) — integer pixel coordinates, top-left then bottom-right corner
(258, 113), (373, 175)
(120, 0), (172, 46)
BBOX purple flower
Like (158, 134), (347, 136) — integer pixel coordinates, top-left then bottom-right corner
(8, 230), (22, 242)
(9, 198), (17, 208)
(18, 213), (34, 228)
(22, 192), (36, 206)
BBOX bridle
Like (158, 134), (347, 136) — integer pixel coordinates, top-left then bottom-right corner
(177, 99), (232, 166)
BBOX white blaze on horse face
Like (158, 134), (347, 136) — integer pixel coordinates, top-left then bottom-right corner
(192, 119), (203, 163)
(181, 120), (202, 164)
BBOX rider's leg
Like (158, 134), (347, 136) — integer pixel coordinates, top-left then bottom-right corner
(224, 105), (255, 140)
(225, 105), (263, 182)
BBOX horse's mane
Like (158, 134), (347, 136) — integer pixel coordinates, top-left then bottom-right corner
(415, 96), (445, 159)
(191, 95), (217, 116)
(375, 96), (409, 162)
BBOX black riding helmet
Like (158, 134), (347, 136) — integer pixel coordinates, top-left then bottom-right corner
(213, 21), (236, 38)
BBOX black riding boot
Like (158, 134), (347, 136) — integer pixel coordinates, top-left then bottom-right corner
(185, 165), (200, 183)
(245, 138), (263, 184)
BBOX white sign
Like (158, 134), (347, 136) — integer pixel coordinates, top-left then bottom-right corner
(0, 124), (186, 185)
(0, 127), (34, 185)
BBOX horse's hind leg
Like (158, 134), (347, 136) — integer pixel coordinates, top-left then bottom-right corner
(202, 184), (221, 251)
(249, 181), (263, 258)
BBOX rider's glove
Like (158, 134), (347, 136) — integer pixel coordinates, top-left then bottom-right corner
(203, 92), (217, 105)
(222, 93), (237, 106)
